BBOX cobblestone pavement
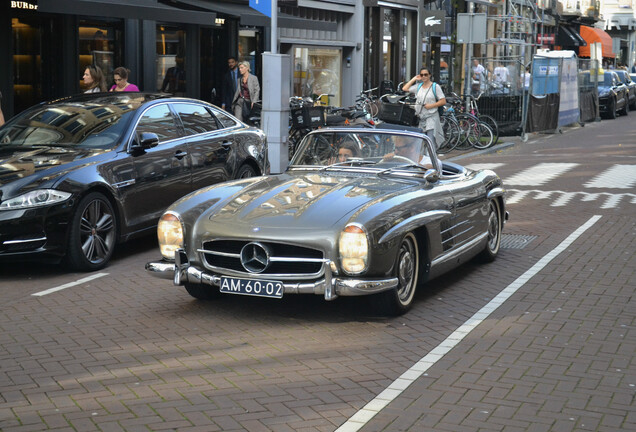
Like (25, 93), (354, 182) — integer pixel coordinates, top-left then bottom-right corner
(0, 116), (634, 431)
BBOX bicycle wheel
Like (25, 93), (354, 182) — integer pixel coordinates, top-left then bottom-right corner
(455, 114), (479, 150)
(471, 122), (494, 150)
(478, 114), (499, 145)
(440, 115), (461, 152)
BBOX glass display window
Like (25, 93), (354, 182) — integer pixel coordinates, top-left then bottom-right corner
(239, 29), (261, 77)
(156, 25), (186, 95)
(12, 17), (42, 114)
(78, 22), (122, 92)
(293, 46), (342, 107)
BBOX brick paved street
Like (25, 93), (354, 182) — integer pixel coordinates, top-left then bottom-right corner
(1, 116), (634, 431)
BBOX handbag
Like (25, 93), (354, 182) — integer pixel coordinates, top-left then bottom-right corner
(241, 98), (252, 121)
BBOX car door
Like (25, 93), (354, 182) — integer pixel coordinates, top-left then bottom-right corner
(172, 102), (234, 191)
(436, 169), (487, 253)
(125, 103), (192, 231)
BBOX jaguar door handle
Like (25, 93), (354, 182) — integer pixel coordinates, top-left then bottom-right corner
(174, 150), (188, 159)
(221, 140), (233, 149)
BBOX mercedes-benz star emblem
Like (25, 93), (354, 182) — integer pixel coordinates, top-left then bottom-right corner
(240, 242), (270, 273)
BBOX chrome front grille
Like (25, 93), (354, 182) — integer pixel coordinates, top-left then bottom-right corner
(199, 239), (325, 278)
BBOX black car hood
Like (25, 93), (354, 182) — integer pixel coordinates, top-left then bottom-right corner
(0, 145), (108, 189)
(202, 170), (415, 231)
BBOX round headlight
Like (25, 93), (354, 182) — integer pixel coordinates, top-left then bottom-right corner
(339, 224), (369, 274)
(157, 212), (184, 260)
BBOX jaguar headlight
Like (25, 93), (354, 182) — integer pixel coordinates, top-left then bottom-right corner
(339, 224), (368, 274)
(0, 189), (71, 210)
(157, 212), (184, 260)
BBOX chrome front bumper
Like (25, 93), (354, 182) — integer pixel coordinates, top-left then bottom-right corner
(145, 250), (398, 301)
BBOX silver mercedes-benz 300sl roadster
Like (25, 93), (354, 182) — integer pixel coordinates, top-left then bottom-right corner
(146, 128), (508, 315)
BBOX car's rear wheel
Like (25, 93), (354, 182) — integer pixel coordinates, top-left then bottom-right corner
(66, 192), (117, 271)
(372, 232), (419, 316)
(477, 199), (502, 263)
(185, 282), (220, 300)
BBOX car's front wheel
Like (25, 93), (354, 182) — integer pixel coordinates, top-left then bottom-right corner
(66, 192), (117, 271)
(236, 164), (257, 179)
(372, 232), (419, 316)
(477, 199), (502, 263)
(185, 283), (220, 300)
(608, 97), (617, 119)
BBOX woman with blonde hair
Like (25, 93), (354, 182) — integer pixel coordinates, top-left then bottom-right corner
(83, 65), (107, 93)
(232, 61), (260, 122)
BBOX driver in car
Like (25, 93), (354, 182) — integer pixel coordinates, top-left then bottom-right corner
(383, 135), (440, 169)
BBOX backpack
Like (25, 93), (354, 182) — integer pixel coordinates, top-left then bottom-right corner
(417, 81), (444, 117)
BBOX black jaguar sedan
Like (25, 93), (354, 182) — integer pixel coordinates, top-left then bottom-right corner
(0, 93), (268, 270)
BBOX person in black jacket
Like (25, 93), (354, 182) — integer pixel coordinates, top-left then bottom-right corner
(221, 57), (239, 112)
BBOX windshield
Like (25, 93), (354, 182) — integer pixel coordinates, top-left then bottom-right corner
(600, 73), (616, 87)
(0, 98), (140, 150)
(290, 130), (438, 170)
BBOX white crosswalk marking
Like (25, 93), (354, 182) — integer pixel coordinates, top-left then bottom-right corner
(465, 163), (505, 171)
(506, 189), (636, 209)
(504, 163), (579, 186)
(583, 164), (636, 189)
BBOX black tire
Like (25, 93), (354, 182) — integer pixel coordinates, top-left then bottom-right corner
(608, 97), (617, 119)
(184, 282), (220, 300)
(477, 114), (499, 145)
(236, 164), (257, 179)
(620, 98), (629, 116)
(372, 232), (419, 316)
(66, 192), (117, 271)
(477, 200), (502, 263)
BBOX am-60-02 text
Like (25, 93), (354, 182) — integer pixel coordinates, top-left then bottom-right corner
(220, 277), (284, 299)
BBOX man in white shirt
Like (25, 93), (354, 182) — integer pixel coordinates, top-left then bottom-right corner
(493, 63), (510, 84)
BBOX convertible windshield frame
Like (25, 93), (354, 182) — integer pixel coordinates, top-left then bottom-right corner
(288, 127), (441, 174)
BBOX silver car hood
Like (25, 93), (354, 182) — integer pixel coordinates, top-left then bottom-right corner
(202, 171), (414, 231)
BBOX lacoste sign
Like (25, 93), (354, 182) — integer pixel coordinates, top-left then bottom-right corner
(420, 11), (445, 33)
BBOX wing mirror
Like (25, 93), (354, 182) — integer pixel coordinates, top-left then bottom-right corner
(131, 132), (159, 153)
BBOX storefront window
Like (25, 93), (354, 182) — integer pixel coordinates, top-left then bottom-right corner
(79, 22), (122, 91)
(12, 18), (42, 114)
(293, 47), (342, 106)
(239, 29), (260, 77)
(156, 26), (186, 95)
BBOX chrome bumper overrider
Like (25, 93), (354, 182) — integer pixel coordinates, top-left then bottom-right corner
(145, 249), (398, 301)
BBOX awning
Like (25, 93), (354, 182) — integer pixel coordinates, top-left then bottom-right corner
(556, 26), (586, 47)
(175, 0), (268, 27)
(578, 26), (616, 58)
(175, 0), (338, 31)
(38, 0), (216, 26)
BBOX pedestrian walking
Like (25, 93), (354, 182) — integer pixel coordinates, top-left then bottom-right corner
(83, 64), (108, 93)
(402, 67), (446, 151)
(222, 57), (239, 112)
(631, 61), (636, 73)
(232, 61), (260, 123)
(109, 67), (140, 92)
(471, 59), (486, 95)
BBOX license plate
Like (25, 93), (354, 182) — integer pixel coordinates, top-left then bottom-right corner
(219, 277), (284, 299)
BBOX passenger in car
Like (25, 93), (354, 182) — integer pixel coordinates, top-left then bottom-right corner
(328, 139), (361, 164)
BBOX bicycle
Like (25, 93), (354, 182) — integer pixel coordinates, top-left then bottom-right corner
(355, 87), (380, 119)
(466, 92), (499, 146)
